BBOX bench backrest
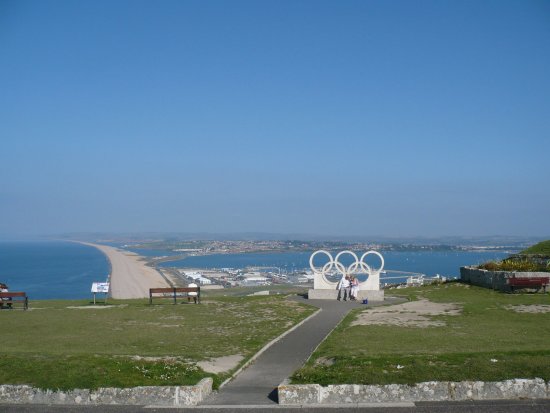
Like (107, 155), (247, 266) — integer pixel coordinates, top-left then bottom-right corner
(0, 292), (27, 298)
(149, 287), (199, 294)
(507, 277), (549, 285)
(149, 287), (200, 304)
(174, 287), (199, 293)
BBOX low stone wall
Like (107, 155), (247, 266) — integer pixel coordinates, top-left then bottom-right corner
(278, 379), (549, 405)
(0, 378), (212, 406)
(460, 266), (549, 292)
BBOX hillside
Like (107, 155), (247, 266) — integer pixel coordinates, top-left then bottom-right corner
(520, 240), (550, 256)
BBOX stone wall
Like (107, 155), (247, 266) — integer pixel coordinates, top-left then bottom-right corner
(460, 266), (549, 292)
(0, 378), (212, 406)
(278, 379), (549, 405)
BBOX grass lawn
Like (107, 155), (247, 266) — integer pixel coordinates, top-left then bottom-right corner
(521, 239), (550, 255)
(291, 282), (550, 385)
(202, 284), (309, 297)
(0, 293), (315, 390)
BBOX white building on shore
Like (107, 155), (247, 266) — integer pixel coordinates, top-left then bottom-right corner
(242, 272), (269, 285)
(180, 270), (212, 285)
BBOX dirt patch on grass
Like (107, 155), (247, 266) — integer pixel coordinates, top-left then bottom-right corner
(129, 355), (182, 362)
(196, 354), (244, 374)
(66, 305), (128, 309)
(505, 304), (550, 313)
(352, 299), (461, 328)
(314, 357), (335, 367)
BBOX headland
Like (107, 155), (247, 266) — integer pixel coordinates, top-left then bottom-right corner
(79, 242), (170, 299)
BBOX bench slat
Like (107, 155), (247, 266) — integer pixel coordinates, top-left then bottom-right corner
(151, 288), (173, 293)
(0, 292), (27, 298)
(507, 277), (549, 293)
(150, 287), (199, 293)
(507, 278), (549, 286)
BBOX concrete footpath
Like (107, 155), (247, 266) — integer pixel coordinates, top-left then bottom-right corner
(202, 295), (403, 406)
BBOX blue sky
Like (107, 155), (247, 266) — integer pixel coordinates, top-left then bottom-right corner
(1, 0), (549, 238)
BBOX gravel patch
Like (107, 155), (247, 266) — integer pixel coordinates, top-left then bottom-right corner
(352, 299), (461, 328)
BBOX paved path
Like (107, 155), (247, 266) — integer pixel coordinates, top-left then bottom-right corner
(203, 295), (405, 406)
(4, 400), (550, 412)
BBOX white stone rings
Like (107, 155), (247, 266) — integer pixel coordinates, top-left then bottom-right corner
(309, 250), (385, 277)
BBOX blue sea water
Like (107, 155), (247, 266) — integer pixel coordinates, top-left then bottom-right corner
(158, 250), (511, 279)
(0, 241), (110, 300)
(0, 241), (511, 300)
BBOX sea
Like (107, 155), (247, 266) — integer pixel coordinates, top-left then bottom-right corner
(156, 249), (512, 284)
(0, 241), (110, 300)
(0, 241), (511, 300)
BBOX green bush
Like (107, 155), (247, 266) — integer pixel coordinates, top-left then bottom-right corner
(479, 260), (549, 272)
(478, 260), (548, 272)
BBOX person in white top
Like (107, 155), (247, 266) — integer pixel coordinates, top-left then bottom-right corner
(0, 283), (11, 309)
(337, 275), (351, 301)
(187, 282), (198, 304)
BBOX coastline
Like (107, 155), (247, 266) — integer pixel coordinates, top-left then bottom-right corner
(78, 242), (170, 299)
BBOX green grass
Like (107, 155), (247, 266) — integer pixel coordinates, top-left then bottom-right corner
(291, 351), (550, 386)
(521, 240), (550, 256)
(0, 354), (205, 390)
(202, 284), (309, 297)
(291, 282), (550, 385)
(0, 294), (315, 390)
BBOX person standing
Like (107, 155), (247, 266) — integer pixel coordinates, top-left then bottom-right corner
(337, 275), (351, 301)
(350, 276), (359, 301)
(187, 282), (198, 304)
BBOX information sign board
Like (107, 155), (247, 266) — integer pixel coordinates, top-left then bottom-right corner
(91, 282), (110, 293)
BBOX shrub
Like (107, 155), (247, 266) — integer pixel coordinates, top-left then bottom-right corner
(478, 260), (548, 272)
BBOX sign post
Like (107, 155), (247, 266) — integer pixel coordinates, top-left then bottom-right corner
(91, 282), (110, 304)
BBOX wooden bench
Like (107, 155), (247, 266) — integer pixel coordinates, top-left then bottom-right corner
(507, 277), (549, 293)
(0, 292), (28, 310)
(149, 287), (201, 305)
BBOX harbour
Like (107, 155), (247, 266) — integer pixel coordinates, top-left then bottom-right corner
(0, 240), (513, 300)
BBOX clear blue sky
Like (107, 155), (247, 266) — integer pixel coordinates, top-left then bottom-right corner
(1, 0), (549, 238)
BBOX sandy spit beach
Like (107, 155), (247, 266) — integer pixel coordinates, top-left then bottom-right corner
(79, 242), (170, 299)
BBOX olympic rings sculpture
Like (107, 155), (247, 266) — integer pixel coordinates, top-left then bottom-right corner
(309, 250), (385, 279)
